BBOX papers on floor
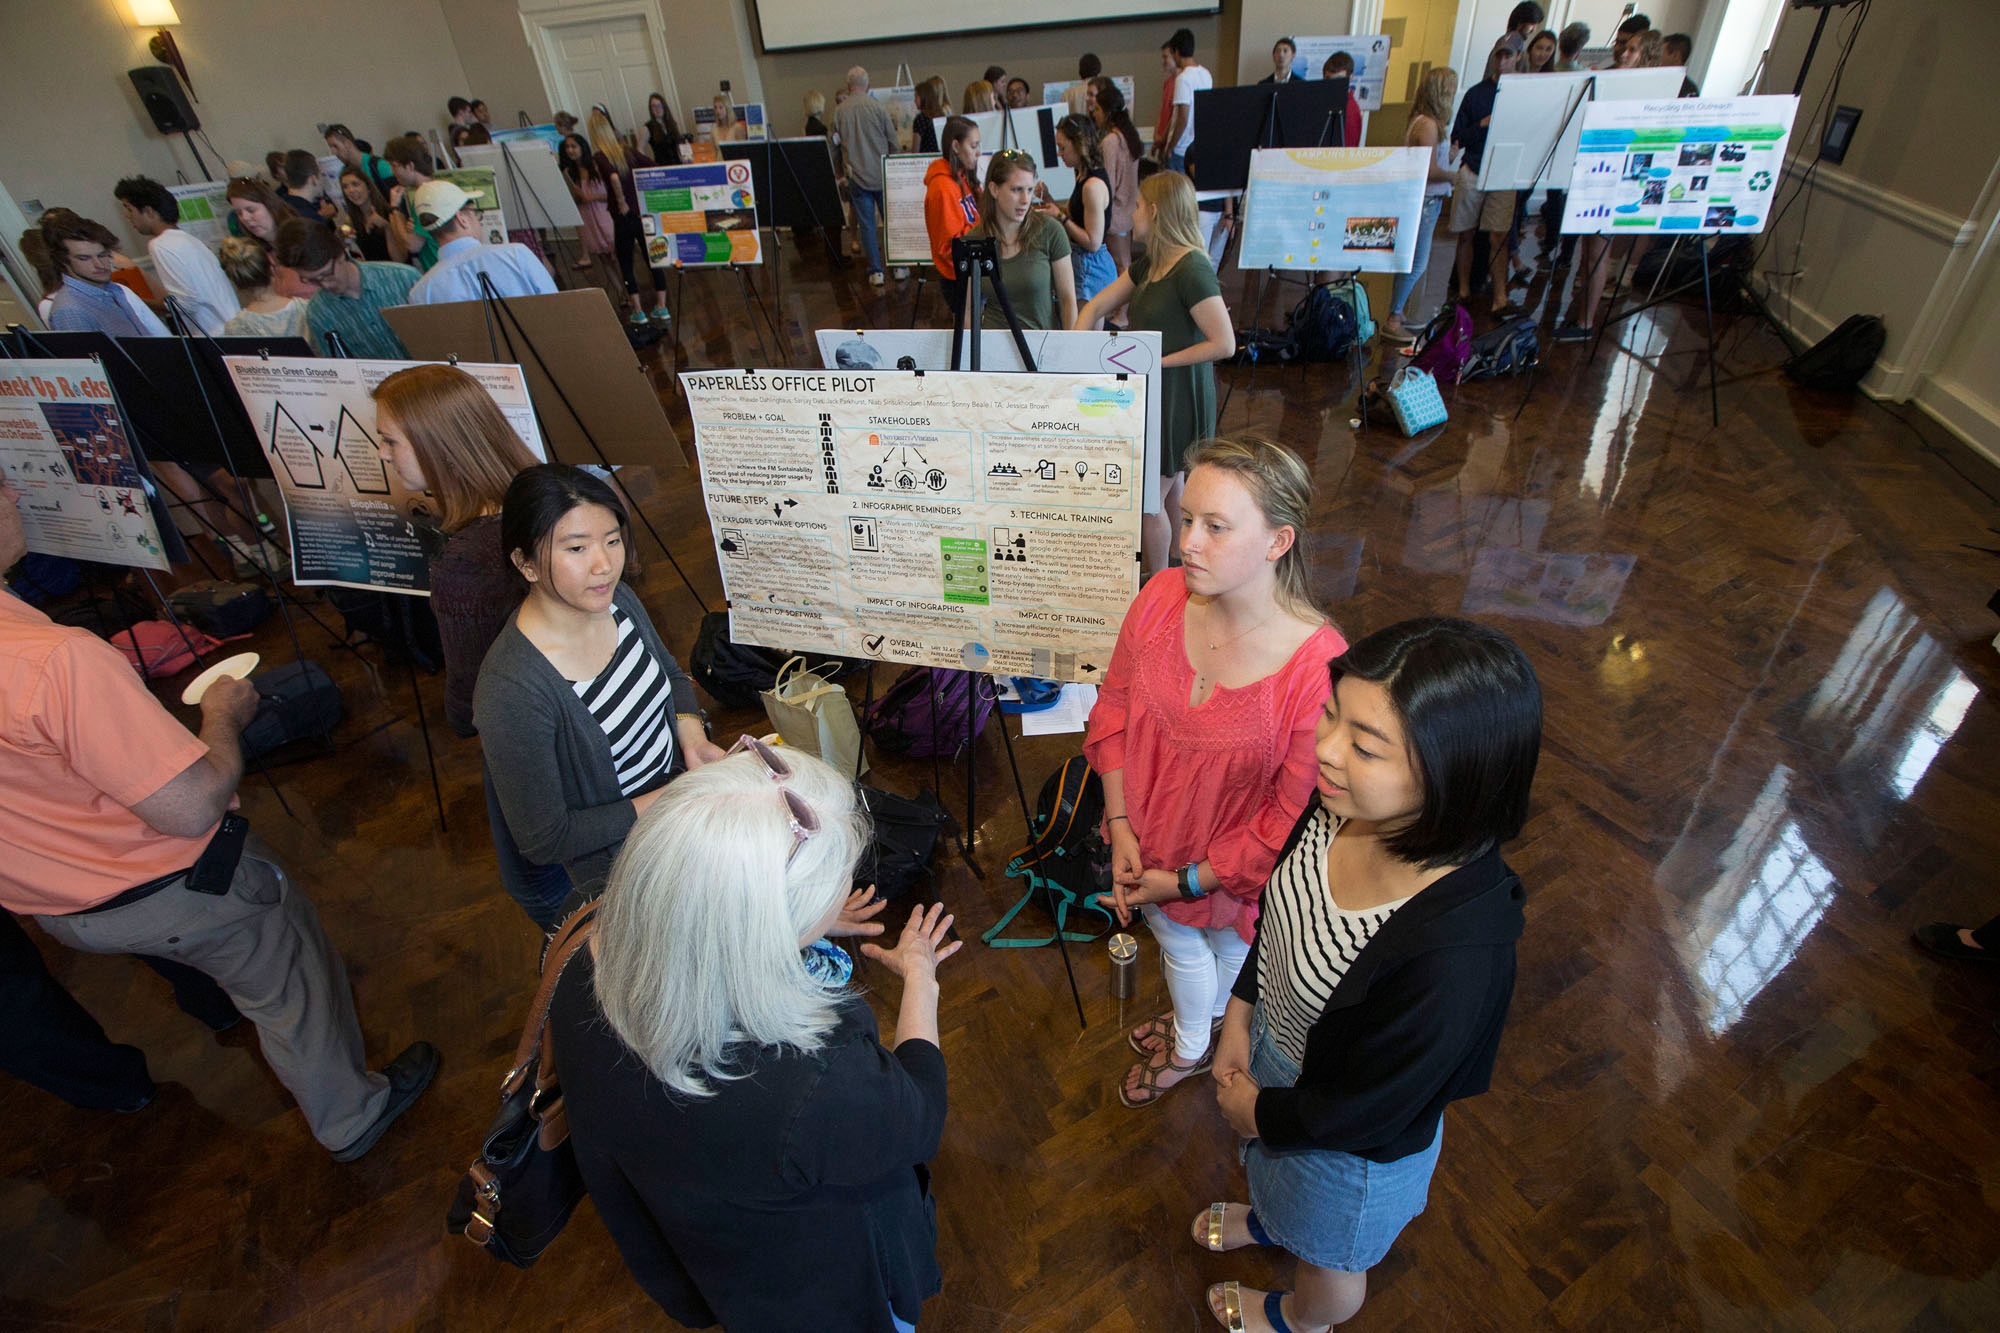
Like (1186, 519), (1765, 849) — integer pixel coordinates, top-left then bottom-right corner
(1019, 684), (1099, 736)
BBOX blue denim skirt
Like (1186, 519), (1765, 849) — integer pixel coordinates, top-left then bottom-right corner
(1240, 1005), (1442, 1272)
(1074, 245), (1119, 305)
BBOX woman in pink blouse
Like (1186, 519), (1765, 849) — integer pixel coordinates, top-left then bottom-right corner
(1084, 439), (1345, 1107)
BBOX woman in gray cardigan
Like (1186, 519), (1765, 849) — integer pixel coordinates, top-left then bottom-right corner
(475, 465), (725, 914)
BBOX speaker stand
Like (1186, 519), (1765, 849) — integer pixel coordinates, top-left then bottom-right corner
(180, 130), (212, 182)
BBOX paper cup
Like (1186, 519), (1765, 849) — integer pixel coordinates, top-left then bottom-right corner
(181, 652), (260, 706)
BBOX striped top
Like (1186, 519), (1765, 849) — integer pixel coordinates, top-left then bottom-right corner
(1260, 806), (1411, 1068)
(571, 606), (678, 796)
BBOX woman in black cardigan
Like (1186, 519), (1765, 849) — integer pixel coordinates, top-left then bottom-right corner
(1195, 618), (1542, 1333)
(549, 743), (959, 1331)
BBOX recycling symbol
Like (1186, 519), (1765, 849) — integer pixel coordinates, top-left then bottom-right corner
(1749, 170), (1773, 191)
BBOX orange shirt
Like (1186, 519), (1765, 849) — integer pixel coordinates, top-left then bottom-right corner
(0, 590), (218, 914)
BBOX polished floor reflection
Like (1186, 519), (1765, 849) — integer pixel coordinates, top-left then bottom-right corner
(6, 236), (2000, 1330)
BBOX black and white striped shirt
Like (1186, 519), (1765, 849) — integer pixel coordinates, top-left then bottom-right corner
(573, 607), (677, 796)
(1261, 807), (1411, 1067)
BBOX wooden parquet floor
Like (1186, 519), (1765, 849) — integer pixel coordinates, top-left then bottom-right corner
(6, 234), (2000, 1331)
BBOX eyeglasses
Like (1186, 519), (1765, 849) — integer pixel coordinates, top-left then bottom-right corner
(296, 260), (342, 288)
(728, 736), (820, 863)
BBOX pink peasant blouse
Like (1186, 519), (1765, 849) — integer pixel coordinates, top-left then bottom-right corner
(1082, 570), (1345, 942)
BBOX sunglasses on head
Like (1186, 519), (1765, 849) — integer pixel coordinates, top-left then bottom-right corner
(728, 736), (821, 863)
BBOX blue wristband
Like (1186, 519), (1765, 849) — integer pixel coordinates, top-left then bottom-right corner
(1181, 862), (1207, 900)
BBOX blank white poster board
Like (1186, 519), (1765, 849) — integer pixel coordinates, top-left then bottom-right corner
(1477, 68), (1687, 191)
(456, 142), (583, 231)
(931, 108), (1075, 202)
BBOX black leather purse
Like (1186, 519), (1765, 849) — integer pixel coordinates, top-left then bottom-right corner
(445, 901), (597, 1267)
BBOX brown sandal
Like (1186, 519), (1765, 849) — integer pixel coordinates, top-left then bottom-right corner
(1119, 1042), (1211, 1108)
(1129, 1012), (1175, 1055)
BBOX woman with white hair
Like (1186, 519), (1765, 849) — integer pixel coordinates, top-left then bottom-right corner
(549, 742), (958, 1331)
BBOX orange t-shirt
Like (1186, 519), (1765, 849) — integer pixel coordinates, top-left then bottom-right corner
(0, 591), (219, 914)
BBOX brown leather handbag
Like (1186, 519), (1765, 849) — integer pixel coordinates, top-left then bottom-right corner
(445, 901), (597, 1267)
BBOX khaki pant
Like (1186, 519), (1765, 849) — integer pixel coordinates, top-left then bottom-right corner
(37, 842), (387, 1152)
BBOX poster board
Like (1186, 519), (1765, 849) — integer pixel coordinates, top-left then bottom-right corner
(457, 142), (584, 231)
(1042, 76), (1136, 110)
(1239, 146), (1430, 272)
(633, 161), (761, 265)
(1561, 94), (1799, 236)
(1288, 36), (1392, 110)
(814, 327), (1164, 513)
(222, 357), (548, 594)
(930, 107), (1074, 202)
(680, 367), (1143, 682)
(870, 84), (919, 147)
(169, 181), (234, 252)
(492, 124), (564, 151)
(721, 138), (844, 232)
(883, 154), (941, 268)
(1187, 80), (1351, 192)
(1477, 68), (1688, 190)
(738, 104), (769, 140)
(317, 155), (345, 210)
(381, 288), (689, 474)
(0, 358), (170, 569)
(431, 167), (510, 244)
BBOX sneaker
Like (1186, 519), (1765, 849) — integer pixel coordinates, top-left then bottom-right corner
(331, 1040), (439, 1163)
(868, 270), (885, 287)
(891, 266), (909, 280)
(1380, 320), (1417, 344)
(1553, 322), (1592, 343)
(648, 306), (672, 326)
(626, 308), (648, 327)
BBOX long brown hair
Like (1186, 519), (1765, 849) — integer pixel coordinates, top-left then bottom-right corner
(962, 80), (998, 114)
(338, 164), (389, 235)
(225, 177), (290, 245)
(371, 364), (539, 531)
(976, 150), (1048, 247)
(1091, 78), (1144, 161)
(1056, 114), (1103, 175)
(1186, 438), (1325, 622)
(940, 116), (980, 192)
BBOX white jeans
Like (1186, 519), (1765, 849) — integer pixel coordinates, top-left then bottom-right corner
(1142, 904), (1252, 1061)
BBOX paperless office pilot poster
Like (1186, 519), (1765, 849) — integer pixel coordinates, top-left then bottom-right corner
(0, 358), (169, 570)
(681, 369), (1145, 683)
(224, 357), (547, 594)
(1561, 94), (1799, 235)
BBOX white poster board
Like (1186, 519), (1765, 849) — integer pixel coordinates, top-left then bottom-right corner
(1477, 68), (1688, 191)
(457, 141), (583, 230)
(814, 327), (1165, 512)
(883, 153), (994, 269)
(222, 357), (548, 594)
(1561, 94), (1799, 236)
(932, 108), (1074, 202)
(1289, 36), (1392, 110)
(0, 358), (169, 570)
(870, 84), (919, 148)
(634, 161), (762, 265)
(1041, 76), (1136, 111)
(680, 367), (1144, 682)
(168, 182), (235, 253)
(1239, 147), (1430, 273)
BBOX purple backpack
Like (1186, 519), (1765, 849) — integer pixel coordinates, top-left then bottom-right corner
(864, 667), (995, 757)
(1410, 303), (1475, 383)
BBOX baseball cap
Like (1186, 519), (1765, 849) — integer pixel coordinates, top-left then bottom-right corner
(413, 179), (476, 228)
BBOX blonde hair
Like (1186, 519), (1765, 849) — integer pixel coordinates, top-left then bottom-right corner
(962, 80), (998, 114)
(1410, 68), (1458, 135)
(594, 750), (870, 1097)
(1636, 30), (1665, 66)
(1186, 438), (1325, 621)
(804, 89), (826, 117)
(1135, 171), (1205, 285)
(217, 236), (273, 293)
(371, 364), (540, 531)
(587, 108), (627, 171)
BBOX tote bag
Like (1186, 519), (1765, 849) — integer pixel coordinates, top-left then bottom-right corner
(761, 656), (868, 778)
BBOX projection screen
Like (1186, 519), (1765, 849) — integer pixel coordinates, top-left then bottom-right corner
(752, 0), (1222, 52)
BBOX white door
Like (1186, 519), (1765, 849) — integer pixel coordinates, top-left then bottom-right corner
(546, 15), (671, 146)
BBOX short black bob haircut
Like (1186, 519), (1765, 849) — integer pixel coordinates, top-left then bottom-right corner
(501, 463), (629, 595)
(1330, 616), (1541, 869)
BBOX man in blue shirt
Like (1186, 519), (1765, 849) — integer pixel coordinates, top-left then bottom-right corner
(41, 213), (170, 337)
(405, 180), (557, 305)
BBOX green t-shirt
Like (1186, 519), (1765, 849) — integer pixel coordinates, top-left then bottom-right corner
(397, 193), (440, 271)
(1128, 248), (1222, 474)
(972, 217), (1072, 331)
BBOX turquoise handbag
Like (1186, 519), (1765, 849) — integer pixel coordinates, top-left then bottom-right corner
(1385, 366), (1448, 436)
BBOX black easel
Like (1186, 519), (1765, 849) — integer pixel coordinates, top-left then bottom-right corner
(470, 273), (711, 613)
(946, 233), (1089, 1029)
(666, 261), (783, 379)
(1585, 231), (1724, 426)
(318, 328), (451, 830)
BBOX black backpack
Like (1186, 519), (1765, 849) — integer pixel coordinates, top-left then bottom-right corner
(689, 610), (855, 712)
(168, 580), (272, 639)
(853, 785), (952, 902)
(1461, 316), (1540, 380)
(240, 661), (342, 759)
(1784, 314), (1885, 392)
(1286, 283), (1359, 363)
(985, 756), (1115, 948)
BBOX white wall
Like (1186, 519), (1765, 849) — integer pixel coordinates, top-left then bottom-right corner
(0, 0), (472, 261)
